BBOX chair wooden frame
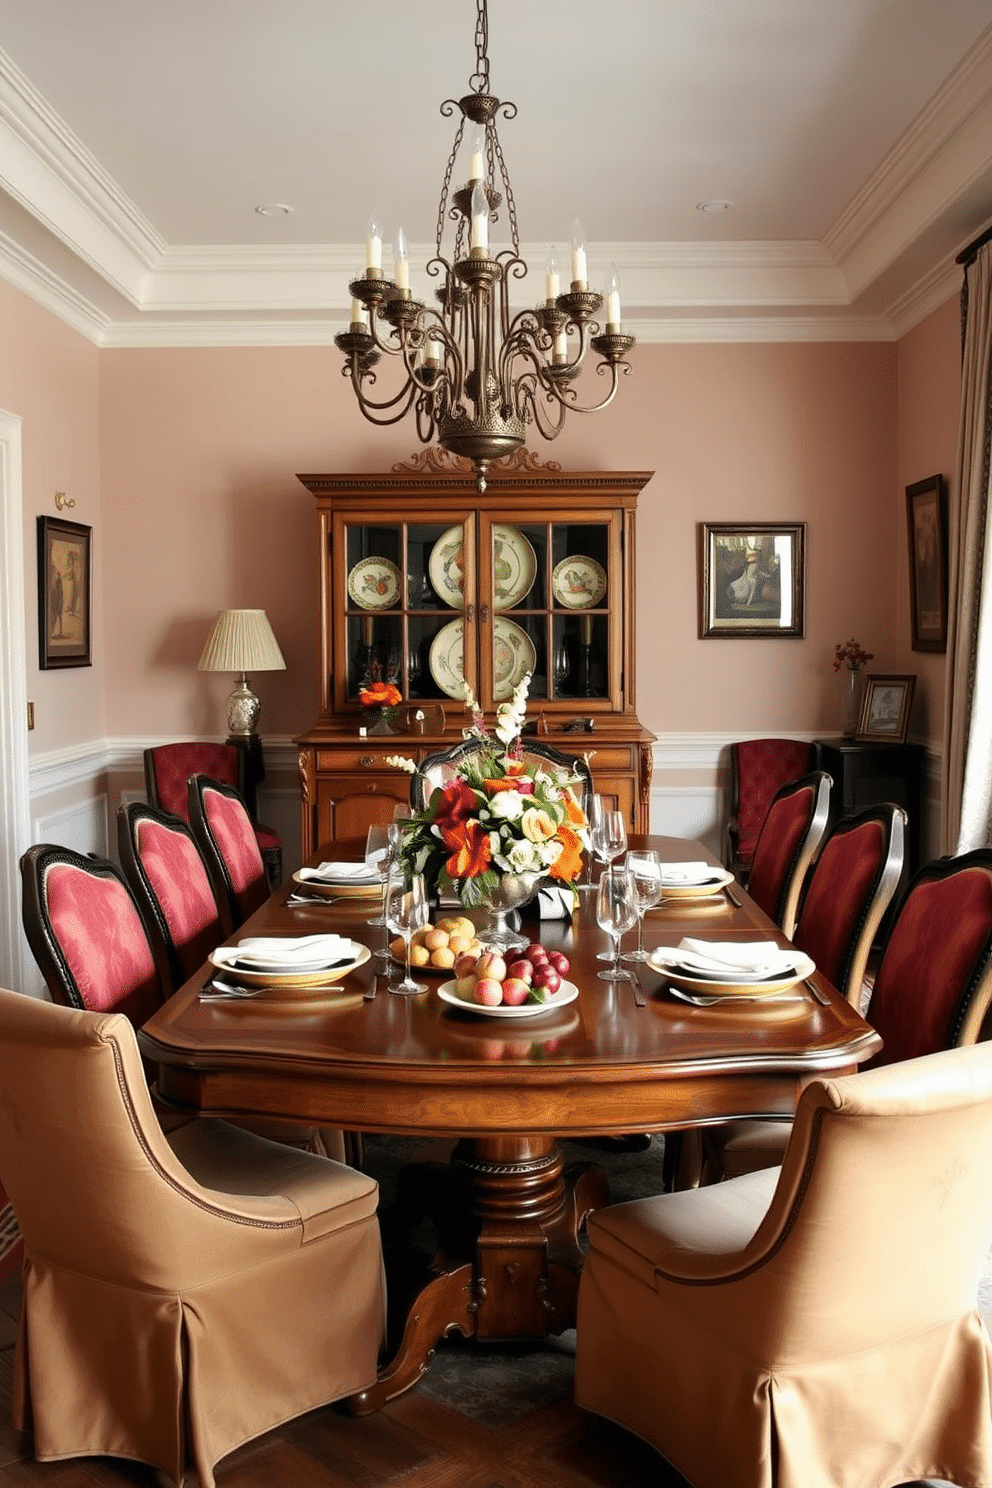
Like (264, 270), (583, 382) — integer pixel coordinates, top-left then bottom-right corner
(410, 736), (593, 813)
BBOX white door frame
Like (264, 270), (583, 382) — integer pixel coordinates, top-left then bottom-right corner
(0, 409), (32, 991)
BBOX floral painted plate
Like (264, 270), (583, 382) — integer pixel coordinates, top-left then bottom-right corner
(437, 978), (579, 1018)
(552, 555), (607, 609)
(430, 524), (536, 611)
(428, 617), (537, 701)
(348, 556), (401, 610)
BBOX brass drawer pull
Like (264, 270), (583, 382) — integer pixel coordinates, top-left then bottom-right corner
(360, 755), (376, 768)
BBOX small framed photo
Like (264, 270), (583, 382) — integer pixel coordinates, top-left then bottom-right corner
(699, 522), (805, 638)
(906, 474), (948, 652)
(38, 516), (92, 669)
(856, 674), (916, 745)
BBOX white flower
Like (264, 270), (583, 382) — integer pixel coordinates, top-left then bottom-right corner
(385, 754), (417, 774)
(489, 789), (525, 821)
(505, 837), (540, 872)
(520, 806), (557, 843)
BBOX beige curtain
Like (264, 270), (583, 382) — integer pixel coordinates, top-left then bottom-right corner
(942, 241), (992, 854)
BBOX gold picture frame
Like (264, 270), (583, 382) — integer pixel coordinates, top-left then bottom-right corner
(38, 516), (92, 669)
(699, 522), (805, 638)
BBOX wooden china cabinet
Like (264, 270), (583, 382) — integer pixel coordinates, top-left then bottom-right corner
(295, 450), (655, 855)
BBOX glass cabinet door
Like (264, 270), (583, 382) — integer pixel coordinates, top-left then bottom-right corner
(339, 514), (476, 706)
(478, 514), (619, 710)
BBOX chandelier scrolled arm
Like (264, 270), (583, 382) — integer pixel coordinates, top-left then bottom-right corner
(336, 0), (634, 493)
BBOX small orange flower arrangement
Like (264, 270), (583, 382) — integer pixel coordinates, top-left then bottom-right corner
(359, 681), (401, 709)
(388, 673), (590, 910)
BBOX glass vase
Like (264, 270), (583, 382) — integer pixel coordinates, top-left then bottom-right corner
(477, 872), (542, 953)
(365, 706), (398, 736)
(842, 667), (864, 738)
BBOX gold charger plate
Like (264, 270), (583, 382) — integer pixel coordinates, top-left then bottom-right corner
(209, 941), (371, 989)
(646, 949), (815, 1000)
(658, 867), (735, 899)
(292, 870), (381, 900)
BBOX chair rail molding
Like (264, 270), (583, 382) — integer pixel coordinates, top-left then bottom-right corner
(0, 408), (31, 994)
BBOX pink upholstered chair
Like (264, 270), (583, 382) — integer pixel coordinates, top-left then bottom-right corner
(727, 738), (816, 881)
(187, 773), (270, 930)
(746, 769), (831, 937)
(20, 844), (163, 1027)
(117, 801), (229, 992)
(0, 987), (384, 1488)
(695, 845), (992, 1186)
(576, 1041), (992, 1488)
(144, 741), (282, 887)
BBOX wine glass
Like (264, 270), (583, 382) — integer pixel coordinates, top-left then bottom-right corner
(577, 793), (604, 893)
(591, 807), (627, 957)
(364, 822), (398, 932)
(385, 869), (429, 995)
(596, 867), (639, 982)
(622, 849), (663, 963)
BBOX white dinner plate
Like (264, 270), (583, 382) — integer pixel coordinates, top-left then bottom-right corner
(656, 867), (735, 899)
(646, 949), (815, 1000)
(437, 978), (579, 1018)
(292, 869), (381, 900)
(209, 941), (370, 989)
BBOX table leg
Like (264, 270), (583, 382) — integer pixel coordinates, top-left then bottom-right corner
(346, 1134), (609, 1414)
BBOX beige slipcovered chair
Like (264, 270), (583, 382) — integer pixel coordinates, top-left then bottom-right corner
(576, 1040), (992, 1488)
(0, 987), (385, 1488)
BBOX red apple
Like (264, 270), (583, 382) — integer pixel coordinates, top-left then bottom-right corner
(475, 950), (508, 982)
(473, 976), (504, 1007)
(524, 942), (546, 961)
(500, 977), (531, 1006)
(533, 965), (561, 995)
(548, 951), (571, 976)
(454, 951), (482, 978)
(507, 958), (534, 983)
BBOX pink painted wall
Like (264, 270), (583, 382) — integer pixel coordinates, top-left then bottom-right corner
(97, 337), (902, 742)
(0, 281), (105, 753)
(895, 294), (961, 744)
(3, 276), (960, 757)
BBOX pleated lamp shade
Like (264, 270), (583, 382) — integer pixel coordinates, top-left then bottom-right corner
(197, 609), (286, 736)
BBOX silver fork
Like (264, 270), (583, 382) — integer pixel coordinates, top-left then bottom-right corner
(199, 978), (262, 1001)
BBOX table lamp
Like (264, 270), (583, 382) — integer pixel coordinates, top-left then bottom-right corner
(197, 608), (286, 737)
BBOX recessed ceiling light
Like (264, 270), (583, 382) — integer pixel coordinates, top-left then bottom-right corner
(696, 199), (734, 213)
(255, 203), (293, 217)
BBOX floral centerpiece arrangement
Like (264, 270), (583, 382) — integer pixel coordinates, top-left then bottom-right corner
(386, 673), (589, 910)
(359, 680), (402, 735)
(833, 637), (874, 737)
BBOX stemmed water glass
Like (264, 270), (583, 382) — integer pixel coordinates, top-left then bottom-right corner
(577, 793), (604, 893)
(385, 869), (429, 995)
(622, 849), (663, 963)
(591, 807), (627, 957)
(364, 822), (400, 935)
(596, 866), (639, 982)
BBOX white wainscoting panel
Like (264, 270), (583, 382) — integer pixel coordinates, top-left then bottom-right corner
(33, 795), (109, 860)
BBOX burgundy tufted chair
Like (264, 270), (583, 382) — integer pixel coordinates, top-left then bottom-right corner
(117, 801), (229, 991)
(746, 769), (832, 937)
(144, 742), (282, 888)
(187, 774), (271, 930)
(728, 739), (816, 881)
(20, 844), (163, 1027)
(694, 846), (992, 1187)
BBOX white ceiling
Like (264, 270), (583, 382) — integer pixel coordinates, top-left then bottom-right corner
(1, 1), (990, 345)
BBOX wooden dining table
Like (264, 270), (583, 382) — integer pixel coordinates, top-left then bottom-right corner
(139, 834), (881, 1413)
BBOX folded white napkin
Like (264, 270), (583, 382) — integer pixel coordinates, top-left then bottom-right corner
(229, 934), (353, 970)
(651, 938), (797, 981)
(297, 861), (379, 883)
(658, 861), (722, 885)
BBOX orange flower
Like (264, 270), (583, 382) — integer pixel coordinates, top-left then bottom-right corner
(548, 823), (584, 883)
(359, 681), (401, 708)
(442, 820), (492, 879)
(563, 795), (587, 828)
(483, 775), (535, 796)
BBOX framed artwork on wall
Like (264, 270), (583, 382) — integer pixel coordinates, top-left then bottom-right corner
(905, 474), (948, 652)
(856, 673), (916, 745)
(699, 522), (805, 638)
(38, 516), (92, 669)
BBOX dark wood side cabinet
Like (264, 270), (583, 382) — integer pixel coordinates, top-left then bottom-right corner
(294, 453), (656, 857)
(814, 737), (925, 876)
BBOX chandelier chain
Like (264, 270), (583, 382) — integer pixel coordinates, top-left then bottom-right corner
(470, 0), (490, 95)
(436, 117), (466, 254)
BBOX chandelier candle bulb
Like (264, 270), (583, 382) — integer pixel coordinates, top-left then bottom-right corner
(553, 328), (569, 362)
(545, 246), (560, 303)
(393, 228), (410, 291)
(350, 297), (369, 330)
(469, 180), (489, 252)
(365, 213), (382, 274)
(605, 264), (621, 328)
(468, 123), (486, 182)
(570, 220), (588, 287)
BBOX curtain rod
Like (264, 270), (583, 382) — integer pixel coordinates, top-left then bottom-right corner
(956, 224), (992, 267)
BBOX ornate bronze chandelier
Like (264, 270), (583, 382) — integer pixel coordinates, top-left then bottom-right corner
(335, 0), (635, 493)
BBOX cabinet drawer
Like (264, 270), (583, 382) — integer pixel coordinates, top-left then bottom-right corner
(584, 745), (635, 771)
(316, 747), (419, 773)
